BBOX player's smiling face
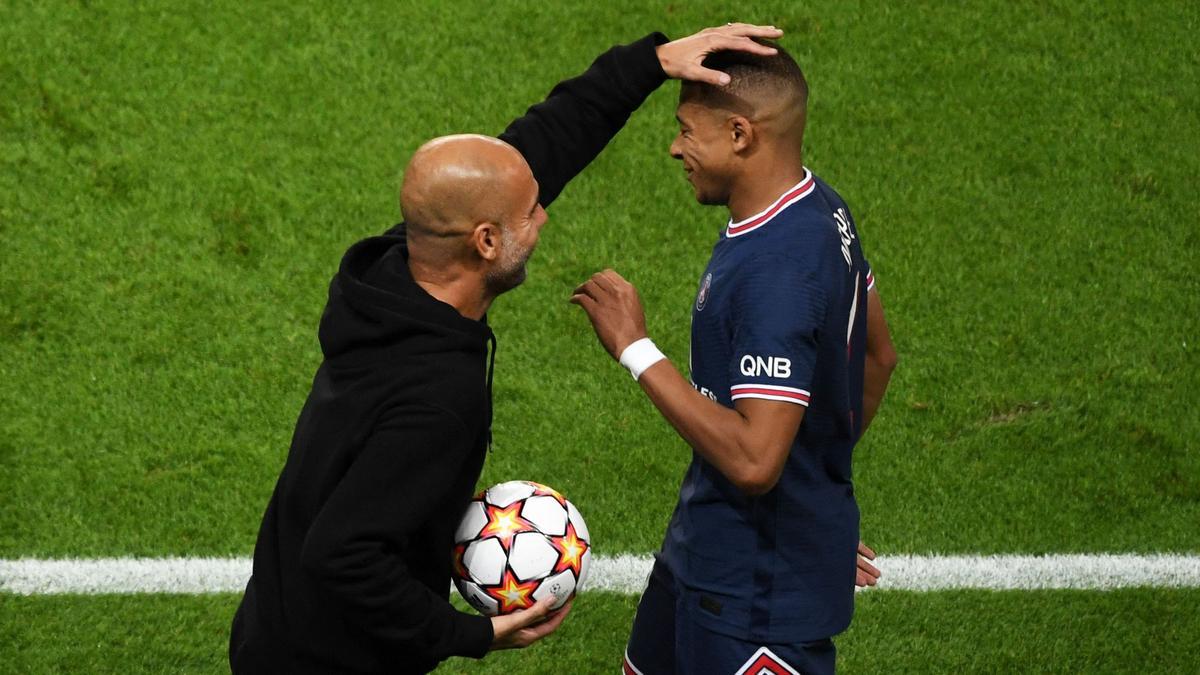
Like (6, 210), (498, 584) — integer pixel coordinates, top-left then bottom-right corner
(670, 98), (737, 207)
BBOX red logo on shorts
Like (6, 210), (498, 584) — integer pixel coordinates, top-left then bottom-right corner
(734, 646), (800, 675)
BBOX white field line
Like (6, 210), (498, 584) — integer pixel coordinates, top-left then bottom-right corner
(2, 554), (1200, 596)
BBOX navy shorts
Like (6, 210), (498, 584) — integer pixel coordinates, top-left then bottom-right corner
(623, 560), (836, 675)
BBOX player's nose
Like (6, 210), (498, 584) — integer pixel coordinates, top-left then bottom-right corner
(669, 135), (684, 160)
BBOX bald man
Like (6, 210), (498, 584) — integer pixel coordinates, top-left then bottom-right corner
(571, 42), (897, 674)
(229, 24), (783, 675)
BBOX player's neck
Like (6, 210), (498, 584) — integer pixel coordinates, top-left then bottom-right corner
(726, 161), (806, 223)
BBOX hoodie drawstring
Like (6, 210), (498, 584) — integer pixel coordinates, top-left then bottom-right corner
(485, 332), (496, 452)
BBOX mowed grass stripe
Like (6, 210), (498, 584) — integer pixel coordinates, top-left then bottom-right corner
(5, 554), (1200, 595)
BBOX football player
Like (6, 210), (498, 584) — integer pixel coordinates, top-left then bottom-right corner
(572, 40), (897, 674)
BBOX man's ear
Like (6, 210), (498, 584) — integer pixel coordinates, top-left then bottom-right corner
(729, 115), (755, 154)
(472, 222), (501, 262)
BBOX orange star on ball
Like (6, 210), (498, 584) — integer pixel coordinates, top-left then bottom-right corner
(551, 522), (589, 576)
(489, 569), (540, 614)
(478, 502), (533, 552)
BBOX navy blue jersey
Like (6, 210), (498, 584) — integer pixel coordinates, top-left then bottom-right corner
(661, 168), (874, 643)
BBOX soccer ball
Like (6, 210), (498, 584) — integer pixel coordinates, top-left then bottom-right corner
(452, 480), (591, 616)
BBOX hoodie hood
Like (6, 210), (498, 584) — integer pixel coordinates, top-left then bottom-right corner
(318, 233), (494, 364)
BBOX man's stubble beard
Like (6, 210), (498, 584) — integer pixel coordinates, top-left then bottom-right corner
(485, 226), (530, 296)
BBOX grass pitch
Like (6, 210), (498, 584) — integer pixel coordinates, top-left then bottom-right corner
(5, 590), (1200, 674)
(2, 0), (1198, 672)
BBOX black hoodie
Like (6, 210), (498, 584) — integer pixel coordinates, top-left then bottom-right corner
(231, 33), (669, 674)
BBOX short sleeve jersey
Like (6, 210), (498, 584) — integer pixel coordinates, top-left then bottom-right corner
(660, 168), (874, 643)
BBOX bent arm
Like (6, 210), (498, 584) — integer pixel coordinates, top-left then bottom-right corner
(568, 267), (806, 496)
(636, 360), (804, 496)
(298, 406), (492, 665)
(861, 287), (897, 435)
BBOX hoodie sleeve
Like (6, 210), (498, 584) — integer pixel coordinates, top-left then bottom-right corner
(298, 405), (493, 665)
(498, 32), (669, 208)
(382, 33), (668, 239)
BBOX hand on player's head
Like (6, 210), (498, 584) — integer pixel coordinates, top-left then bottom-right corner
(657, 23), (784, 86)
(489, 596), (573, 651)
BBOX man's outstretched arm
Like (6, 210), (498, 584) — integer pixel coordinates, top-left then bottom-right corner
(499, 24), (783, 208)
(385, 25), (780, 237)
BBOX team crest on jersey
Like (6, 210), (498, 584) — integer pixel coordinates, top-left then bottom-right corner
(696, 272), (713, 311)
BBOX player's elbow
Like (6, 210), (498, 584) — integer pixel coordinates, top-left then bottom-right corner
(871, 343), (898, 374)
(730, 461), (784, 497)
(737, 474), (779, 497)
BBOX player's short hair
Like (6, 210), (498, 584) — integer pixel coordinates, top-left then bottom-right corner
(683, 39), (808, 123)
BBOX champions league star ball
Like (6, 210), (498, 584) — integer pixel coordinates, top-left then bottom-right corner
(452, 480), (591, 616)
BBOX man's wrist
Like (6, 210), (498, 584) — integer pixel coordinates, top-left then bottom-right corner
(618, 337), (666, 380)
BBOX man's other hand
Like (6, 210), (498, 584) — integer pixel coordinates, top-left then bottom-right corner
(656, 23), (785, 86)
(490, 597), (574, 651)
(570, 269), (648, 360)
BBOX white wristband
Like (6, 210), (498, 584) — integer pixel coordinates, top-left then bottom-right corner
(618, 337), (666, 381)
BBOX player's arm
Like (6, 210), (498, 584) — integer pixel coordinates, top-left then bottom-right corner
(298, 405), (566, 665)
(498, 24), (782, 209)
(856, 281), (895, 587)
(570, 269), (802, 495)
(639, 365), (803, 495)
(861, 286), (897, 435)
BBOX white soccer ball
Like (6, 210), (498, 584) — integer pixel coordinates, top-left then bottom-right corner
(452, 480), (592, 616)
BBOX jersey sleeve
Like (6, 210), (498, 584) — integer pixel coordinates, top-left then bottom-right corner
(865, 261), (875, 291)
(728, 255), (827, 407)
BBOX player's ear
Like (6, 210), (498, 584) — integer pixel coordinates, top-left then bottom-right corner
(472, 222), (501, 262)
(729, 116), (754, 154)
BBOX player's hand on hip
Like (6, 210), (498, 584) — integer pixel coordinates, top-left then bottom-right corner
(569, 269), (648, 360)
(490, 596), (574, 651)
(855, 540), (881, 588)
(656, 23), (784, 86)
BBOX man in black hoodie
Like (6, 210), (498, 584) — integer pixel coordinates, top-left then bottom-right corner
(230, 23), (784, 674)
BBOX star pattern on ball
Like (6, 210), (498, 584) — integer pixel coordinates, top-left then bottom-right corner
(478, 502), (534, 552)
(551, 522), (589, 576)
(488, 568), (540, 614)
(531, 482), (568, 506)
(451, 542), (468, 579)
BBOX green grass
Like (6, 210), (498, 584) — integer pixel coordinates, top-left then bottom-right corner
(2, 0), (1198, 672)
(4, 589), (1199, 674)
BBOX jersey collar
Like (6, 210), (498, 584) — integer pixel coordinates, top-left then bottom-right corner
(725, 168), (815, 238)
